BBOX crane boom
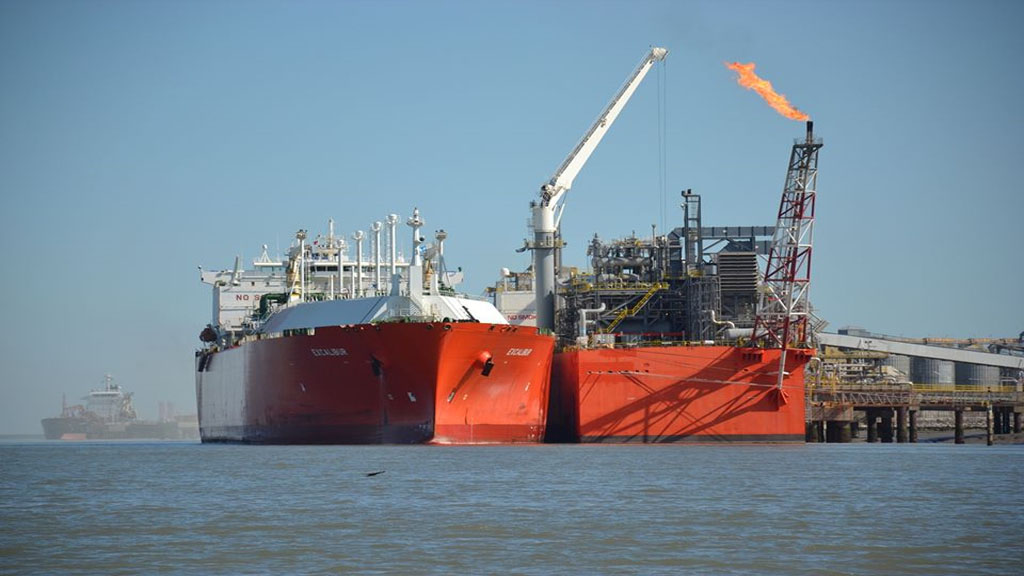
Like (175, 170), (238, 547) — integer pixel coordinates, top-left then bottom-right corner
(529, 46), (668, 333)
(542, 46), (669, 207)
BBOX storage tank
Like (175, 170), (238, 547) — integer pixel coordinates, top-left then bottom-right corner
(910, 357), (954, 386)
(1000, 367), (1024, 390)
(881, 354), (911, 377)
(954, 363), (1001, 388)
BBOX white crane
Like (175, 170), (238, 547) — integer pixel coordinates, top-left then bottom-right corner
(528, 46), (668, 332)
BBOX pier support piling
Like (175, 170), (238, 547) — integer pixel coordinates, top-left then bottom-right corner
(1015, 411), (1022, 434)
(839, 421), (852, 443)
(955, 410), (964, 445)
(866, 411), (878, 443)
(909, 410), (918, 443)
(986, 405), (994, 446)
(896, 406), (908, 443)
(1001, 408), (1013, 434)
(879, 410), (894, 443)
(824, 421), (851, 443)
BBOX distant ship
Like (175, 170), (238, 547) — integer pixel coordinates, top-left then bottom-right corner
(41, 375), (195, 440)
(195, 208), (554, 444)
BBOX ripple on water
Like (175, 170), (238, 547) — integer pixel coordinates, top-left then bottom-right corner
(1, 442), (1022, 575)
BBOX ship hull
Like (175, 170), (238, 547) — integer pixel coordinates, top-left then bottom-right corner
(196, 322), (554, 444)
(41, 418), (183, 440)
(548, 346), (810, 443)
(41, 417), (92, 440)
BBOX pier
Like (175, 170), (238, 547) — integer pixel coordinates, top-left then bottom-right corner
(807, 385), (1023, 445)
(809, 330), (1024, 445)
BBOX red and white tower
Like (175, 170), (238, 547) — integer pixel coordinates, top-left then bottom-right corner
(751, 121), (823, 387)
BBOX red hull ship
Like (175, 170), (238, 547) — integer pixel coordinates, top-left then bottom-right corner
(197, 322), (552, 444)
(197, 209), (553, 444)
(493, 54), (823, 444)
(548, 346), (809, 443)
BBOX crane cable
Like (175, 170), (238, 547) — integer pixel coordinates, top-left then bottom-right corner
(657, 58), (668, 236)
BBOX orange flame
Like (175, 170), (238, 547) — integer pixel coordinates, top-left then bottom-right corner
(725, 62), (809, 121)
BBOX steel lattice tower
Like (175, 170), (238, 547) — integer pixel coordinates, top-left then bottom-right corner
(751, 121), (823, 359)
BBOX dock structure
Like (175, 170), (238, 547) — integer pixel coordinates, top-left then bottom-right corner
(807, 385), (1023, 445)
(816, 332), (1024, 372)
(807, 331), (1024, 445)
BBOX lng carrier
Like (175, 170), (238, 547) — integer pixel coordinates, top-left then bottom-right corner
(196, 209), (553, 443)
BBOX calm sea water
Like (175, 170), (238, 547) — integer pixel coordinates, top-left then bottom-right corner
(1, 441), (1022, 575)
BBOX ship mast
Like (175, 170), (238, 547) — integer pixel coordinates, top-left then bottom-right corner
(371, 221), (383, 294)
(407, 208), (424, 298)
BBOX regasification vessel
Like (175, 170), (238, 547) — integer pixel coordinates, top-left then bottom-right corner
(497, 46), (820, 442)
(196, 209), (553, 444)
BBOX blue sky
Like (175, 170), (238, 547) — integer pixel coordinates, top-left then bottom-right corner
(1, 0), (1021, 434)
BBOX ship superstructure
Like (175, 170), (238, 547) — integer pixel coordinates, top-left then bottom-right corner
(198, 215), (448, 342)
(495, 210), (775, 337)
